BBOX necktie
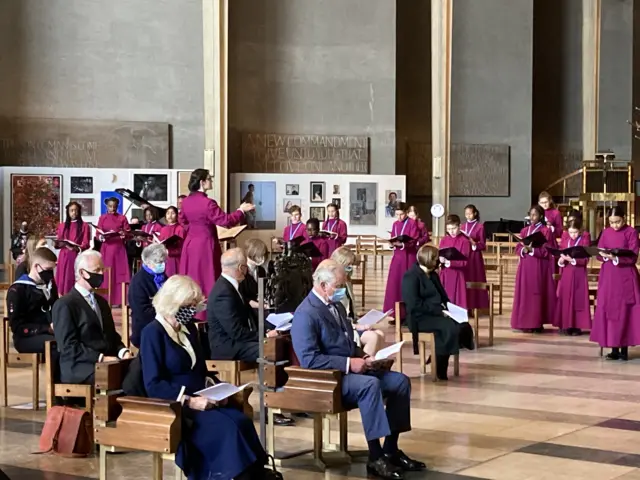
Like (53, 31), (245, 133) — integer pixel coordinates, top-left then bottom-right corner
(87, 294), (97, 312)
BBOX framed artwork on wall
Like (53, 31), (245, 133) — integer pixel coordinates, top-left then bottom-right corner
(100, 191), (124, 215)
(70, 176), (93, 194)
(349, 182), (378, 226)
(310, 182), (325, 203)
(73, 197), (95, 216)
(384, 190), (403, 217)
(310, 206), (326, 221)
(133, 173), (169, 202)
(332, 198), (342, 209)
(240, 181), (277, 229)
(286, 184), (299, 195)
(333, 185), (340, 195)
(11, 174), (62, 236)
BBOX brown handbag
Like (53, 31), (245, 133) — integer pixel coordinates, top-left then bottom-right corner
(38, 406), (93, 457)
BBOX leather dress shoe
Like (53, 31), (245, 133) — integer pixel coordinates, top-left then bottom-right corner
(387, 450), (427, 471)
(366, 456), (403, 479)
(268, 414), (295, 426)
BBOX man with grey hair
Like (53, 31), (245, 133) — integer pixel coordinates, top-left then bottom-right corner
(128, 243), (168, 348)
(291, 260), (425, 479)
(53, 250), (130, 385)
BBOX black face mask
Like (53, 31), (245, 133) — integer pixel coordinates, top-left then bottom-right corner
(37, 268), (54, 285)
(83, 270), (104, 289)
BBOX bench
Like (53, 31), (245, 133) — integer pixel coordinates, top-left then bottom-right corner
(394, 301), (459, 382)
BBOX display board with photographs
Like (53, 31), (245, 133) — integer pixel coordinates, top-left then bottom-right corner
(11, 174), (62, 236)
(349, 182), (378, 225)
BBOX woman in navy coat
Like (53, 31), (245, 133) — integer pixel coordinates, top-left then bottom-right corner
(140, 275), (280, 480)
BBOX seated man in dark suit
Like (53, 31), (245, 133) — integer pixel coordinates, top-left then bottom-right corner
(291, 260), (426, 480)
(53, 250), (131, 385)
(7, 247), (58, 354)
(128, 243), (168, 348)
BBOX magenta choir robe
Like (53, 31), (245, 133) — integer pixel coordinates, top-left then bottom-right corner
(142, 221), (162, 247)
(383, 218), (420, 318)
(415, 220), (431, 247)
(282, 222), (307, 242)
(590, 225), (640, 347)
(322, 218), (348, 254)
(462, 220), (489, 309)
(544, 208), (564, 242)
(303, 236), (330, 270)
(179, 191), (245, 297)
(159, 223), (185, 278)
(510, 223), (556, 329)
(55, 221), (91, 295)
(439, 233), (471, 309)
(553, 231), (592, 330)
(97, 213), (130, 305)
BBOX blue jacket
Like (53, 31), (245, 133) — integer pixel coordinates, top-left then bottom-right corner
(129, 268), (162, 348)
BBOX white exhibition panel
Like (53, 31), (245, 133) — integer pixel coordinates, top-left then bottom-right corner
(230, 173), (406, 238)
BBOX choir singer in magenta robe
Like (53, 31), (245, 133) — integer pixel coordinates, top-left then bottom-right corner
(383, 202), (420, 322)
(97, 197), (131, 306)
(55, 201), (91, 295)
(281, 204), (307, 243)
(322, 203), (348, 255)
(408, 206), (430, 247)
(160, 206), (185, 278)
(553, 218), (591, 335)
(303, 218), (330, 270)
(438, 215), (471, 309)
(462, 205), (489, 310)
(510, 205), (556, 332)
(179, 169), (254, 298)
(590, 206), (640, 361)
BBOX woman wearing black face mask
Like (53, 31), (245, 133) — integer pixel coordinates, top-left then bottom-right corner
(401, 245), (475, 380)
(6, 247), (59, 356)
(140, 275), (282, 480)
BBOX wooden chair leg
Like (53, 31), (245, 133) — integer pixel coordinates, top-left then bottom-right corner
(152, 452), (163, 480)
(474, 309), (480, 348)
(0, 320), (7, 407)
(418, 341), (426, 375)
(430, 341), (438, 382)
(266, 409), (275, 457)
(323, 416), (332, 450)
(453, 354), (460, 377)
(338, 412), (348, 454)
(32, 358), (40, 410)
(396, 344), (403, 373)
(99, 445), (108, 480)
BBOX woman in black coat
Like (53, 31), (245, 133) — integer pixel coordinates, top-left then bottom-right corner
(401, 244), (475, 380)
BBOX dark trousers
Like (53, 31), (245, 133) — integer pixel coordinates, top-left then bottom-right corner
(234, 342), (260, 362)
(15, 333), (60, 383)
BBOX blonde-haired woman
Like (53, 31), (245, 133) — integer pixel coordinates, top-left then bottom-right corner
(15, 234), (47, 279)
(140, 275), (280, 480)
(331, 247), (385, 357)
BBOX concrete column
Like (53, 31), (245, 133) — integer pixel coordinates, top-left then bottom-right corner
(431, 0), (453, 237)
(582, 0), (601, 162)
(202, 0), (228, 207)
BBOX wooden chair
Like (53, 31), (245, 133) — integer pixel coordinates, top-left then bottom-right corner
(0, 261), (15, 285)
(204, 359), (257, 386)
(350, 254), (367, 308)
(484, 262), (504, 315)
(466, 282), (495, 348)
(355, 235), (378, 270)
(44, 341), (93, 412)
(120, 282), (132, 350)
(1, 317), (42, 409)
(394, 302), (459, 382)
(95, 267), (112, 306)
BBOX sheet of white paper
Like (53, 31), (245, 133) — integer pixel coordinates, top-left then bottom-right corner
(445, 302), (468, 323)
(357, 309), (393, 326)
(276, 323), (292, 332)
(195, 383), (250, 402)
(374, 341), (405, 360)
(266, 312), (294, 329)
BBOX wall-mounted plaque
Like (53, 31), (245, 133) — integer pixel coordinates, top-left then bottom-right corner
(240, 132), (369, 174)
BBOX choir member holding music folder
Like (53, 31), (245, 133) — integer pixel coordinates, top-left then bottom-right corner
(303, 218), (330, 270)
(462, 205), (489, 310)
(550, 218), (592, 335)
(590, 206), (640, 361)
(383, 202), (421, 323)
(95, 196), (131, 306)
(402, 245), (475, 381)
(438, 215), (471, 309)
(55, 201), (91, 295)
(510, 205), (556, 333)
(159, 207), (185, 278)
(140, 207), (162, 247)
(322, 203), (348, 255)
(281, 204), (307, 243)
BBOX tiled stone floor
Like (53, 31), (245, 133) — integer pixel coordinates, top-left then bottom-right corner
(2, 259), (640, 479)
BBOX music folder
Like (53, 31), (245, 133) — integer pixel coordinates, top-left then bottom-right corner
(54, 239), (81, 250)
(546, 246), (592, 259)
(158, 235), (182, 249)
(296, 241), (323, 258)
(217, 225), (247, 242)
(438, 247), (467, 261)
(585, 247), (635, 258)
(512, 231), (547, 248)
(387, 235), (412, 244)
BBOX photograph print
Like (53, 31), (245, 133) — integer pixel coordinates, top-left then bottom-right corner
(333, 184), (340, 195)
(100, 191), (124, 215)
(73, 197), (95, 217)
(332, 198), (342, 209)
(349, 182), (378, 226)
(282, 198), (298, 213)
(133, 173), (169, 202)
(309, 206), (326, 222)
(385, 189), (403, 217)
(310, 181), (325, 203)
(70, 176), (94, 194)
(285, 184), (299, 196)
(11, 174), (62, 236)
(240, 181), (277, 229)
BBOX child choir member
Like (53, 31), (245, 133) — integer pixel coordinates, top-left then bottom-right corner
(462, 205), (489, 310)
(322, 203), (348, 254)
(553, 218), (591, 335)
(408, 206), (430, 246)
(538, 191), (563, 244)
(55, 201), (91, 294)
(438, 215), (470, 308)
(141, 207), (162, 246)
(510, 205), (556, 332)
(96, 197), (131, 306)
(383, 202), (420, 322)
(159, 206), (184, 278)
(303, 218), (330, 270)
(590, 206), (640, 360)
(282, 205), (306, 243)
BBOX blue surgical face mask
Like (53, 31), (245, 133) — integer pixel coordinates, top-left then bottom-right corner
(152, 262), (166, 274)
(330, 287), (347, 303)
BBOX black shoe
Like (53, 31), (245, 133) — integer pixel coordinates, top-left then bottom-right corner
(620, 347), (629, 361)
(270, 414), (295, 426)
(436, 355), (449, 381)
(532, 327), (544, 333)
(386, 450), (427, 472)
(605, 352), (620, 361)
(366, 457), (403, 479)
(293, 412), (312, 419)
(263, 469), (283, 480)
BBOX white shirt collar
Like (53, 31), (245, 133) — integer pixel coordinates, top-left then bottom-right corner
(221, 273), (240, 291)
(312, 288), (329, 305)
(74, 283), (93, 298)
(155, 314), (196, 368)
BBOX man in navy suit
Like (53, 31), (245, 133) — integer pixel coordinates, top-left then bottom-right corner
(291, 260), (426, 480)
